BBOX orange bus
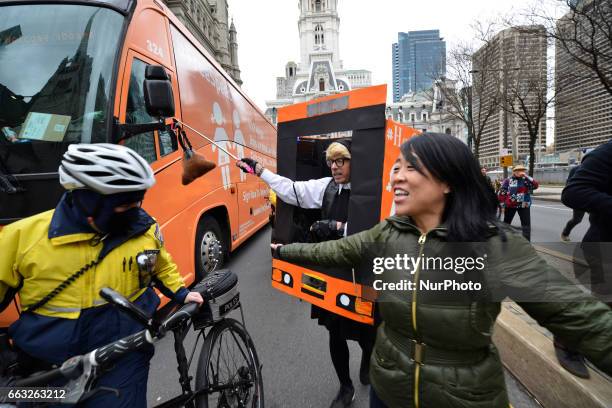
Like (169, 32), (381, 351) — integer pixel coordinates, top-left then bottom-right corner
(270, 85), (419, 325)
(0, 0), (276, 327)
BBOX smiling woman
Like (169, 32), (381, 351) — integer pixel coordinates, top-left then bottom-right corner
(275, 133), (612, 408)
(395, 133), (499, 241)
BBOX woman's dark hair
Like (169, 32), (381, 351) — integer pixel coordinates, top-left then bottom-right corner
(400, 133), (501, 242)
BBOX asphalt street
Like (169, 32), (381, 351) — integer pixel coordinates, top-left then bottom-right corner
(511, 199), (589, 259)
(148, 226), (540, 408)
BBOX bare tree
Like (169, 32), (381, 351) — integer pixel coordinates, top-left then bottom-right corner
(527, 0), (612, 97)
(498, 25), (569, 176)
(432, 38), (501, 160)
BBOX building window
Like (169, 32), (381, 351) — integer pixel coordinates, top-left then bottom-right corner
(315, 0), (322, 12)
(410, 113), (416, 122)
(319, 78), (325, 91)
(314, 24), (324, 45)
(422, 112), (428, 121)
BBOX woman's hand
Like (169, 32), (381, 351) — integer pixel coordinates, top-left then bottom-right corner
(184, 291), (204, 304)
(271, 243), (283, 259)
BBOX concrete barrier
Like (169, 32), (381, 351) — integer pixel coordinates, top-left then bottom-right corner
(487, 168), (573, 185)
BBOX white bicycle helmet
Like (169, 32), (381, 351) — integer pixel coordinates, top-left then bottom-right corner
(59, 143), (156, 195)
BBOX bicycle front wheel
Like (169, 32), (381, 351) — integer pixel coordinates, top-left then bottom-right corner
(195, 318), (264, 408)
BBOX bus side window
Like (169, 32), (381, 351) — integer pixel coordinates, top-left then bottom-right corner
(124, 58), (178, 162)
(158, 127), (178, 157)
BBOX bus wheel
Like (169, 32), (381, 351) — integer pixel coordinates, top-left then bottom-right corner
(195, 216), (225, 280)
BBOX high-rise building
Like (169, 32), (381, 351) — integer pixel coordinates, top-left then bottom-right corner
(392, 30), (446, 102)
(162, 0), (242, 85)
(473, 26), (547, 168)
(555, 0), (612, 152)
(392, 43), (400, 103)
(265, 0), (371, 122)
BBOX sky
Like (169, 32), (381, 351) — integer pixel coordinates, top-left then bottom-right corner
(228, 0), (561, 111)
(228, 0), (564, 145)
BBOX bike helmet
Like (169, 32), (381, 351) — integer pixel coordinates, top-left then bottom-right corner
(59, 143), (156, 195)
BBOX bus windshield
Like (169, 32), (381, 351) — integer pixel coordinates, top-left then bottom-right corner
(0, 4), (124, 174)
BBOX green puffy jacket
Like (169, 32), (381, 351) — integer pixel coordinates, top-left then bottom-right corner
(279, 215), (612, 408)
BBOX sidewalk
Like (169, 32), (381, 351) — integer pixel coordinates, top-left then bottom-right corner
(532, 186), (562, 203)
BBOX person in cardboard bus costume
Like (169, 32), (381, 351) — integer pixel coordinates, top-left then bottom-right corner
(238, 140), (376, 408)
(270, 133), (612, 408)
(0, 144), (203, 408)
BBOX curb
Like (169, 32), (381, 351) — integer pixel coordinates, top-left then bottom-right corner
(532, 196), (562, 203)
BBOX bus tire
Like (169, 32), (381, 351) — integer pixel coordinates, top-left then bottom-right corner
(195, 216), (225, 281)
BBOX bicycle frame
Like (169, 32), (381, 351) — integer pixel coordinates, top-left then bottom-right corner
(152, 302), (251, 408)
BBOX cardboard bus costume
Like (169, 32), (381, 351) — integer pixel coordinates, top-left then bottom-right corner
(271, 85), (419, 325)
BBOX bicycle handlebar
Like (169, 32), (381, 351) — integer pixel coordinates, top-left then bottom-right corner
(95, 301), (200, 366)
(13, 302), (201, 390)
(161, 302), (200, 331)
(94, 330), (151, 367)
(15, 366), (65, 387)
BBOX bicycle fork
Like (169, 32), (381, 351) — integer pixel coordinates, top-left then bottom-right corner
(173, 323), (196, 408)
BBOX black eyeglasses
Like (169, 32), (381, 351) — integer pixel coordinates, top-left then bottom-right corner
(326, 158), (349, 168)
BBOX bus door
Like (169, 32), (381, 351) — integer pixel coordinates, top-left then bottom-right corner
(117, 51), (181, 218)
(271, 85), (420, 324)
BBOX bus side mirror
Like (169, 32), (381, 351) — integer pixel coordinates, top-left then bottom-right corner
(144, 65), (175, 119)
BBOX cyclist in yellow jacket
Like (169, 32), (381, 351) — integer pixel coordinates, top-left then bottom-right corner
(0, 144), (203, 407)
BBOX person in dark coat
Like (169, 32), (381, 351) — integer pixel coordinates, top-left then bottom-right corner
(562, 140), (612, 304)
(560, 165), (586, 242)
(557, 141), (612, 379)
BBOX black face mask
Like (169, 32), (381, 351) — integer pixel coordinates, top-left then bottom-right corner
(71, 190), (145, 235)
(105, 207), (142, 235)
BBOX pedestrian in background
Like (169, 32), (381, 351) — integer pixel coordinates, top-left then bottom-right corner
(481, 166), (502, 219)
(562, 139), (612, 306)
(560, 165), (586, 242)
(555, 141), (612, 379)
(494, 178), (503, 219)
(481, 166), (494, 191)
(498, 164), (539, 241)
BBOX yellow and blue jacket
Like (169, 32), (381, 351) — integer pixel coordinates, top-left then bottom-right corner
(0, 209), (187, 319)
(0, 197), (188, 363)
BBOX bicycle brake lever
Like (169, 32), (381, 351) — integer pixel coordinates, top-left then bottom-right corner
(61, 354), (98, 404)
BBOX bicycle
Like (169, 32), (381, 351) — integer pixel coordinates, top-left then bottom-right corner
(4, 264), (264, 408)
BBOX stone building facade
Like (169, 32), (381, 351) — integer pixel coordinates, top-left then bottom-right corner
(555, 0), (612, 153)
(386, 84), (467, 144)
(266, 0), (372, 123)
(473, 26), (547, 168)
(162, 0), (241, 85)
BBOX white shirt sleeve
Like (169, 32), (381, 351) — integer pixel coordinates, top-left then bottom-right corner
(260, 169), (331, 209)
